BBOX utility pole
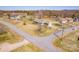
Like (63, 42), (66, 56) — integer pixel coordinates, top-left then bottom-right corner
(38, 10), (43, 19)
(62, 23), (64, 38)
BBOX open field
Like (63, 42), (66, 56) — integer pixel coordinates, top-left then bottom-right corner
(0, 24), (22, 44)
(12, 43), (43, 52)
(53, 30), (79, 52)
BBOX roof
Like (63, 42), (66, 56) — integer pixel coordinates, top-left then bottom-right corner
(34, 19), (48, 23)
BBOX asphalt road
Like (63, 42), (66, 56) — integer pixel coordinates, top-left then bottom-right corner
(0, 20), (79, 52)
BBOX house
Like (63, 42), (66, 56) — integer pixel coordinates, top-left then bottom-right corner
(9, 12), (27, 20)
(65, 17), (73, 22)
(73, 17), (79, 22)
(34, 18), (53, 28)
(34, 19), (46, 24)
(59, 17), (73, 24)
(60, 18), (68, 24)
(10, 15), (22, 20)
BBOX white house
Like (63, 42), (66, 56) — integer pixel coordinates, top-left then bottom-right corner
(34, 18), (53, 28)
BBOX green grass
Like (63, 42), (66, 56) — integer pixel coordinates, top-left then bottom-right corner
(53, 38), (62, 47)
(12, 44), (43, 52)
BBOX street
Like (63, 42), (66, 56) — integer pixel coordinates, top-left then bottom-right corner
(0, 20), (79, 51)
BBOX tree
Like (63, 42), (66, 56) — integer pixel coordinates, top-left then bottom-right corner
(78, 37), (79, 41)
(71, 14), (76, 18)
(6, 13), (10, 19)
(23, 22), (26, 25)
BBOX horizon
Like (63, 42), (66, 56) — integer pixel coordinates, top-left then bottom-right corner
(0, 6), (79, 10)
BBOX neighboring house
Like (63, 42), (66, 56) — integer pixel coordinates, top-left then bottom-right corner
(10, 15), (22, 20)
(10, 14), (23, 24)
(60, 18), (68, 24)
(73, 17), (79, 22)
(59, 17), (73, 24)
(10, 12), (26, 20)
(62, 19), (67, 24)
(65, 17), (73, 22)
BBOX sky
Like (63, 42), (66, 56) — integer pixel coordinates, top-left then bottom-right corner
(0, 6), (79, 10)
